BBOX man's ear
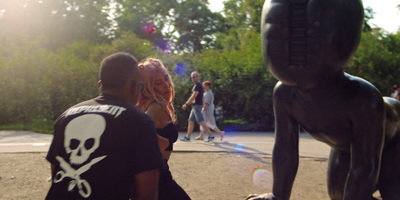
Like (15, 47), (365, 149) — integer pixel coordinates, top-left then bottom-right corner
(97, 80), (102, 92)
(130, 84), (136, 95)
(129, 82), (138, 96)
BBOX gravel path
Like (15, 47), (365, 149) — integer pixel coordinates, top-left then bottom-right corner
(0, 152), (333, 200)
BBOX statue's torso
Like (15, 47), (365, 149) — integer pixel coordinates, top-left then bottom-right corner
(275, 73), (386, 151)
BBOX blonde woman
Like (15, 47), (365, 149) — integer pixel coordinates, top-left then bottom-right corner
(137, 58), (191, 200)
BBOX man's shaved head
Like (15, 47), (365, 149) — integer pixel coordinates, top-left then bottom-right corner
(99, 52), (139, 91)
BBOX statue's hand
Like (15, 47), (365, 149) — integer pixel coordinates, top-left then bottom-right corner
(246, 193), (276, 200)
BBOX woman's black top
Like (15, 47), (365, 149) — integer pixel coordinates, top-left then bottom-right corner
(156, 123), (178, 151)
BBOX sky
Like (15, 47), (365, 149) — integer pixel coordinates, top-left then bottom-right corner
(208, 0), (400, 34)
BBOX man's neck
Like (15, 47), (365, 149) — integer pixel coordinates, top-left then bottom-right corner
(101, 90), (125, 99)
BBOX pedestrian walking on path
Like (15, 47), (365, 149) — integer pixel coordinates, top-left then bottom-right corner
(196, 81), (224, 141)
(180, 71), (214, 142)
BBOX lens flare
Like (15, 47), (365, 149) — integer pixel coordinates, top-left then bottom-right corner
(142, 22), (155, 34)
(175, 63), (187, 75)
(235, 143), (244, 152)
(252, 167), (272, 189)
(155, 40), (171, 55)
(224, 126), (238, 133)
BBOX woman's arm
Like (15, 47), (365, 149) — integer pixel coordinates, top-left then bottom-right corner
(202, 103), (209, 113)
(146, 103), (170, 151)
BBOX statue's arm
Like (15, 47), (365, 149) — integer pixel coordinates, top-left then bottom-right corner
(271, 83), (300, 200)
(344, 98), (385, 199)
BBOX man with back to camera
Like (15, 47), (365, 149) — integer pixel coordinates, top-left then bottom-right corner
(45, 52), (163, 200)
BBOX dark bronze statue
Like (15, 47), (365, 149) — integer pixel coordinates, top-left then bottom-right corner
(247, 0), (400, 199)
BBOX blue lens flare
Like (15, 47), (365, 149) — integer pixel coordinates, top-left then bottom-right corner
(224, 126), (238, 133)
(235, 143), (244, 152)
(155, 40), (171, 55)
(174, 63), (187, 75)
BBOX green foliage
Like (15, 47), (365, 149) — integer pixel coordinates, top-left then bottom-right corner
(347, 31), (400, 96)
(115, 0), (225, 52)
(0, 31), (156, 127)
(110, 31), (158, 60)
(0, 38), (98, 124)
(173, 30), (276, 131)
(362, 7), (374, 32)
(223, 0), (264, 32)
(89, 31), (157, 62)
(0, 0), (399, 133)
(0, 116), (53, 134)
(173, 0), (226, 51)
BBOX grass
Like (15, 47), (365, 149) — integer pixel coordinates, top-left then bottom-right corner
(223, 119), (246, 125)
(0, 117), (54, 134)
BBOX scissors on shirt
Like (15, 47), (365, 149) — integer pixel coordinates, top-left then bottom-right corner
(54, 155), (106, 198)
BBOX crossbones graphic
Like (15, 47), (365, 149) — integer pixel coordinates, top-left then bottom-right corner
(54, 155), (106, 198)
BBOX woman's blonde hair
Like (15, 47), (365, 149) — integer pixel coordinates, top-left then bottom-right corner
(136, 58), (175, 122)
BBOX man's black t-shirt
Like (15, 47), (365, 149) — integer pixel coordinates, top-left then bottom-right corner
(45, 95), (162, 200)
(192, 82), (204, 105)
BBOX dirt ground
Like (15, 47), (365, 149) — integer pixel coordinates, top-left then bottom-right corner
(0, 152), (382, 200)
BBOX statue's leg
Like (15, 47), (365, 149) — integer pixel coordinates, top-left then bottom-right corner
(327, 148), (349, 200)
(377, 135), (400, 199)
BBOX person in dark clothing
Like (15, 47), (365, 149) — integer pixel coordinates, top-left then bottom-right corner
(136, 57), (191, 200)
(45, 52), (162, 200)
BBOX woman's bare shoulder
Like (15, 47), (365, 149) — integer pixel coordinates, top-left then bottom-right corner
(146, 101), (165, 115)
(149, 101), (164, 109)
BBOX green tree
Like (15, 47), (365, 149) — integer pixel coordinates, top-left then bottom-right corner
(173, 0), (226, 52)
(114, 0), (225, 52)
(223, 0), (264, 32)
(173, 30), (276, 131)
(0, 30), (158, 125)
(363, 7), (374, 32)
(347, 31), (400, 96)
(214, 0), (263, 51)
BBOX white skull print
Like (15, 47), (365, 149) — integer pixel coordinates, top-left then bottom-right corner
(64, 114), (106, 165)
